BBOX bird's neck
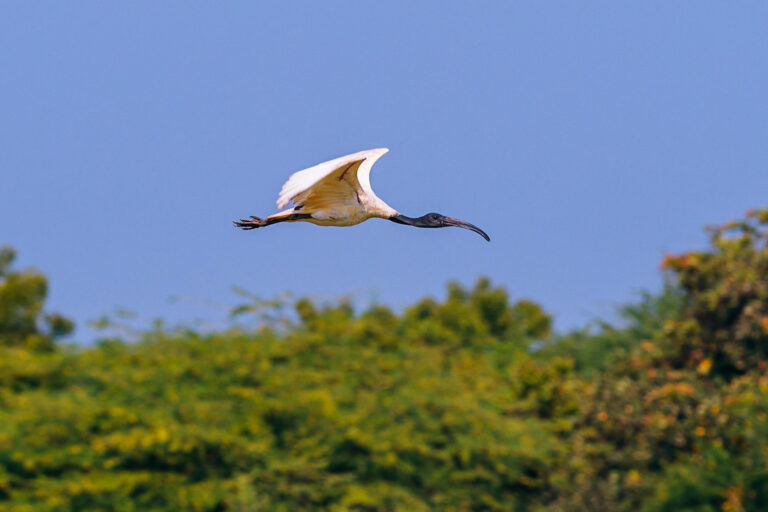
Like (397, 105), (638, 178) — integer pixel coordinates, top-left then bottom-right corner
(389, 214), (423, 226)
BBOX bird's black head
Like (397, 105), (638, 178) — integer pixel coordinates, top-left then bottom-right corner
(389, 212), (490, 241)
(418, 212), (446, 227)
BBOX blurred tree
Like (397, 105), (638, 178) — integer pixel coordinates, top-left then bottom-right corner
(1, 208), (768, 511)
(0, 245), (73, 351)
(399, 277), (552, 350)
(551, 208), (768, 512)
(539, 285), (683, 376)
(662, 208), (768, 378)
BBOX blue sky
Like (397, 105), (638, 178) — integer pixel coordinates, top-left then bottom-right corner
(2, 2), (767, 340)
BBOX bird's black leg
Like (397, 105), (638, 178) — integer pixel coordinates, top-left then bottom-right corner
(233, 213), (313, 230)
(233, 216), (267, 230)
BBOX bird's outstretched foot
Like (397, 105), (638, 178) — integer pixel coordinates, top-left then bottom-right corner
(233, 216), (267, 230)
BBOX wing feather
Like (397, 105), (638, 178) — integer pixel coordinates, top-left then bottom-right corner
(276, 148), (389, 209)
(352, 148), (389, 198)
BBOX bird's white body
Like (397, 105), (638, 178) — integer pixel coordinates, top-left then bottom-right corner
(270, 147), (398, 226)
(235, 147), (491, 241)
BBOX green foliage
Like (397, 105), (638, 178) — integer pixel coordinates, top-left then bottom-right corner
(0, 246), (73, 352)
(548, 208), (768, 512)
(0, 275), (567, 511)
(662, 208), (768, 378)
(540, 285), (684, 376)
(2, 207), (768, 511)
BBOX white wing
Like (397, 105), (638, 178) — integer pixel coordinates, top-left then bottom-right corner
(276, 148), (389, 209)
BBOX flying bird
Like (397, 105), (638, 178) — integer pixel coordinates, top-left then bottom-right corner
(234, 148), (490, 241)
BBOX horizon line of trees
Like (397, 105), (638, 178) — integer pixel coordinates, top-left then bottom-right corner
(1, 208), (767, 511)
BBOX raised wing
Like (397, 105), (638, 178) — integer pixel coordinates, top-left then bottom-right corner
(353, 148), (389, 198)
(276, 148), (389, 209)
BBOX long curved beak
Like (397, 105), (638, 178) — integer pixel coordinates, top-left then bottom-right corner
(444, 217), (491, 241)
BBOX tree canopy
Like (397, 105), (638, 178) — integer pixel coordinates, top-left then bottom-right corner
(1, 209), (767, 511)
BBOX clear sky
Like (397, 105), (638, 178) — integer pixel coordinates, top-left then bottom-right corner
(2, 2), (767, 341)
